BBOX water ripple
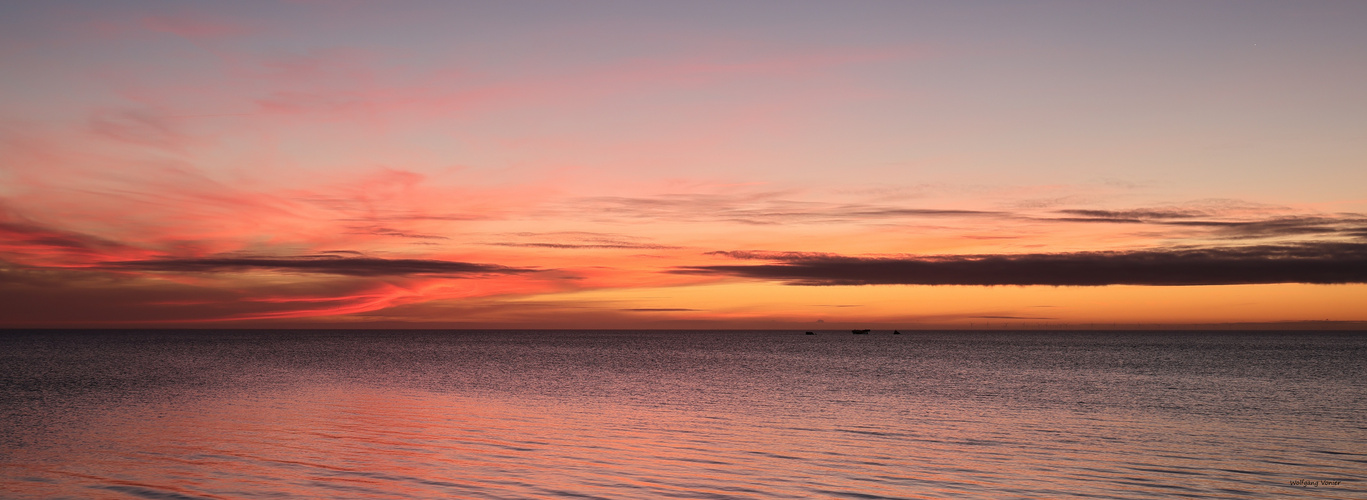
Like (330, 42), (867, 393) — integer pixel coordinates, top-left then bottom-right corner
(2, 330), (1365, 498)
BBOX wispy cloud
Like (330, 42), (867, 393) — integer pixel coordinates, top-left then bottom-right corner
(565, 192), (1002, 225)
(484, 231), (680, 250)
(0, 217), (149, 266)
(347, 226), (450, 240)
(677, 242), (1367, 286)
(0, 221), (127, 254)
(1055, 208), (1211, 221)
(0, 261), (439, 325)
(1049, 208), (1367, 241)
(88, 108), (191, 151)
(491, 242), (678, 250)
(107, 254), (537, 277)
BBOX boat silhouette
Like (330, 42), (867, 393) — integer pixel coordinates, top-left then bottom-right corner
(852, 329), (870, 334)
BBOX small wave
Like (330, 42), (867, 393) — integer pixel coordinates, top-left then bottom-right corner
(93, 485), (214, 500)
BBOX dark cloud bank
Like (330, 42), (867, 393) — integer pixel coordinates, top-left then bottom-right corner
(677, 242), (1367, 286)
(1049, 210), (1367, 240)
(109, 254), (535, 277)
(0, 221), (132, 254)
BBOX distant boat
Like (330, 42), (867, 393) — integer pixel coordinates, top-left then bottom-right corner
(893, 330), (901, 335)
(805, 331), (815, 335)
(852, 329), (870, 334)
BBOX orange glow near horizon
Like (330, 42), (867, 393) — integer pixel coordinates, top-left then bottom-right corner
(2, 2), (1366, 329)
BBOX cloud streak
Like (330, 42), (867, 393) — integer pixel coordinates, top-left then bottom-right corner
(0, 218), (150, 266)
(482, 231), (682, 250)
(1050, 209), (1367, 240)
(569, 192), (1002, 225)
(490, 242), (679, 250)
(107, 254), (537, 277)
(678, 242), (1367, 286)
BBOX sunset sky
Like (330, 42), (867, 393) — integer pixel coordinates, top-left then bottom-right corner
(2, 1), (1365, 329)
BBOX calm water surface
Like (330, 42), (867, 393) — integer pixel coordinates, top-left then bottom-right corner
(1, 330), (1364, 499)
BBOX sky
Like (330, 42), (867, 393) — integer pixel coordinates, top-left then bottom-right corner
(2, 0), (1365, 329)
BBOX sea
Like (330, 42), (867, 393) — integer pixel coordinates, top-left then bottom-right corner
(1, 330), (1364, 499)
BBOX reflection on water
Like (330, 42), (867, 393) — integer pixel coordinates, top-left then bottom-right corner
(1, 330), (1364, 498)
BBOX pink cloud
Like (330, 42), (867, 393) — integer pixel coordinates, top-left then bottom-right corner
(88, 108), (193, 151)
(0, 217), (151, 266)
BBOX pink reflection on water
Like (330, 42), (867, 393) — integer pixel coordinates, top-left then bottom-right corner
(4, 378), (1363, 499)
